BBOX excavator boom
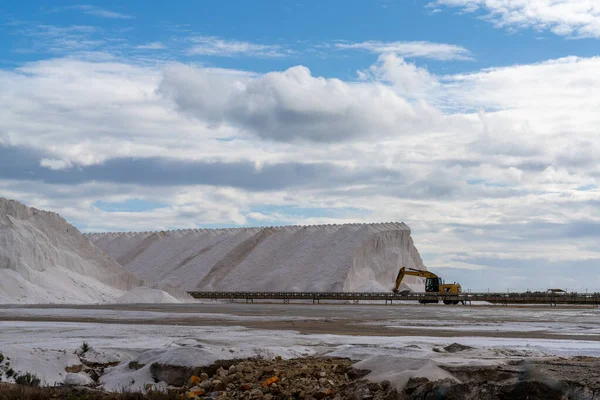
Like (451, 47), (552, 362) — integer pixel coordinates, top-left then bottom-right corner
(393, 267), (438, 292)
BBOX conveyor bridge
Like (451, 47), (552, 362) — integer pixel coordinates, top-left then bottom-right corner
(188, 291), (600, 306)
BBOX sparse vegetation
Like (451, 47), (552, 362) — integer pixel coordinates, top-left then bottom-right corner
(14, 372), (40, 387)
(0, 353), (10, 382)
(81, 341), (90, 354)
(128, 361), (144, 371)
(0, 386), (181, 400)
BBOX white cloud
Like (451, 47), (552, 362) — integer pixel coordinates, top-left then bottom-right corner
(16, 24), (105, 54)
(439, 57), (600, 162)
(335, 40), (472, 60)
(0, 57), (236, 166)
(445, 56), (600, 112)
(70, 5), (132, 19)
(159, 64), (441, 142)
(40, 158), (73, 170)
(430, 0), (600, 38)
(359, 54), (440, 98)
(136, 42), (166, 50)
(188, 36), (287, 57)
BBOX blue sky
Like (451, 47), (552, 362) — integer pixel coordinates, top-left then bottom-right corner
(4, 0), (599, 75)
(1, 0), (600, 290)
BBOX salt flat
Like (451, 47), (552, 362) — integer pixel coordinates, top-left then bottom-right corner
(1, 303), (600, 391)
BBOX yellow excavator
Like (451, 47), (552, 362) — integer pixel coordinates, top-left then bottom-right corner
(393, 267), (463, 305)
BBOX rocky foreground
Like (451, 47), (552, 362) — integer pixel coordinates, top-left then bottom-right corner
(3, 351), (600, 399)
(156, 353), (600, 400)
(177, 357), (395, 400)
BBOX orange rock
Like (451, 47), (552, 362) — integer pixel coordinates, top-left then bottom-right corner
(190, 375), (202, 385)
(188, 388), (205, 397)
(262, 376), (279, 387)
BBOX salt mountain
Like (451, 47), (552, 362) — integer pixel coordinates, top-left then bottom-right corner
(0, 198), (185, 304)
(88, 223), (426, 292)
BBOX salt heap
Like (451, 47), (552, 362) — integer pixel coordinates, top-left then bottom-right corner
(88, 223), (426, 292)
(0, 198), (186, 304)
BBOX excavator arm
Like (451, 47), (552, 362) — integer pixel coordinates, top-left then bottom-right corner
(393, 267), (438, 292)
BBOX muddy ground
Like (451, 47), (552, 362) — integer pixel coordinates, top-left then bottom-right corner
(2, 302), (600, 340)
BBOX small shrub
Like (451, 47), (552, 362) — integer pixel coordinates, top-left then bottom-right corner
(15, 372), (41, 387)
(81, 341), (90, 354)
(128, 361), (144, 371)
(0, 353), (4, 363)
(6, 368), (15, 378)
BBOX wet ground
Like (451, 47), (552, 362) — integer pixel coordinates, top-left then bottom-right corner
(1, 302), (600, 341)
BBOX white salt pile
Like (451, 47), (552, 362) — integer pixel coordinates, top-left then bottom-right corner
(89, 223), (426, 292)
(0, 198), (188, 304)
(115, 287), (181, 304)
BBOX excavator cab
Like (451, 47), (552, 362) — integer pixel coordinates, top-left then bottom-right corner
(425, 277), (442, 293)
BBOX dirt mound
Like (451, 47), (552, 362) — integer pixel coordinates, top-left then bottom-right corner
(406, 358), (600, 400)
(404, 377), (581, 400)
(443, 343), (473, 353)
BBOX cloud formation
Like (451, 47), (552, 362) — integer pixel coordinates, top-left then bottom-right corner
(430, 0), (600, 38)
(359, 54), (440, 98)
(16, 24), (105, 54)
(187, 36), (287, 57)
(69, 5), (132, 19)
(0, 145), (401, 191)
(159, 64), (441, 142)
(335, 40), (472, 60)
(1, 51), (599, 290)
(136, 42), (166, 50)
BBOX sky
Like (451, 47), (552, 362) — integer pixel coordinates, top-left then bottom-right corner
(1, 0), (600, 291)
